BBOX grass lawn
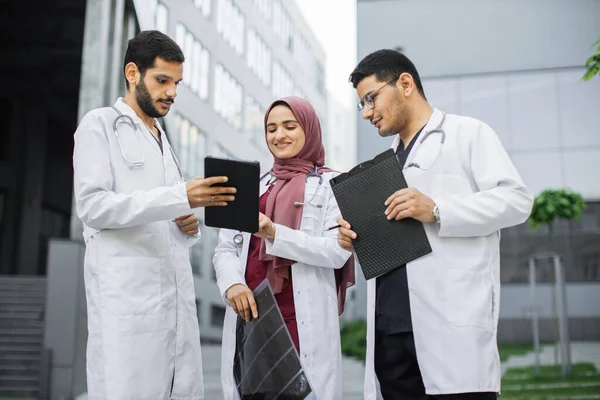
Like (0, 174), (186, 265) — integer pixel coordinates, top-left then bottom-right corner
(500, 363), (600, 399)
(497, 342), (558, 363)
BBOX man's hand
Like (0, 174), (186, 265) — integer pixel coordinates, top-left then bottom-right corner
(186, 176), (236, 208)
(336, 217), (356, 251)
(172, 213), (199, 236)
(226, 284), (258, 322)
(385, 188), (435, 222)
(254, 213), (276, 240)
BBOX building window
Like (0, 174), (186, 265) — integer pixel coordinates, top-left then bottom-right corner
(175, 23), (210, 100)
(253, 0), (272, 22)
(316, 62), (325, 96)
(211, 304), (226, 327)
(272, 62), (293, 99)
(173, 113), (207, 177)
(244, 96), (265, 146)
(293, 32), (312, 84)
(194, 0), (211, 17)
(217, 0), (245, 56)
(214, 64), (243, 130)
(247, 29), (271, 86)
(272, 1), (292, 51)
(155, 3), (168, 33)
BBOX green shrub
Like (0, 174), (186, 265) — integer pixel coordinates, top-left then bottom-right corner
(529, 189), (586, 231)
(340, 319), (367, 362)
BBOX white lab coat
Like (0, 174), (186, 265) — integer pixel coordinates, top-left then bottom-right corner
(73, 98), (204, 399)
(364, 109), (534, 398)
(213, 171), (352, 400)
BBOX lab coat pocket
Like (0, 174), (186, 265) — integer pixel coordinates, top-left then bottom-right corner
(100, 256), (161, 315)
(444, 268), (492, 328)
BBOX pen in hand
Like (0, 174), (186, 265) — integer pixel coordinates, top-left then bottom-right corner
(326, 224), (342, 231)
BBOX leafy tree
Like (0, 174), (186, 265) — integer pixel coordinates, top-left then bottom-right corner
(529, 189), (586, 235)
(583, 36), (600, 81)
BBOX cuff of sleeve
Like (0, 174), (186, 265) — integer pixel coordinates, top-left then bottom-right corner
(219, 279), (246, 306)
(175, 182), (193, 212)
(264, 223), (290, 257)
(186, 232), (201, 247)
(433, 197), (452, 237)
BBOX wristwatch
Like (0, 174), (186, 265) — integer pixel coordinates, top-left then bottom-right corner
(432, 205), (440, 224)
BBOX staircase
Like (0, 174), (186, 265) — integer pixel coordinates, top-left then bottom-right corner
(0, 276), (50, 399)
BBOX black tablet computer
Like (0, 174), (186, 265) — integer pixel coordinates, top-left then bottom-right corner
(204, 156), (260, 233)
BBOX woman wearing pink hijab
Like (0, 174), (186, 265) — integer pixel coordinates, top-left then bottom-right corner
(213, 96), (355, 400)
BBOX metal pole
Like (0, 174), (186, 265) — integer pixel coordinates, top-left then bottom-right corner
(553, 254), (571, 376)
(109, 0), (126, 102)
(529, 257), (540, 376)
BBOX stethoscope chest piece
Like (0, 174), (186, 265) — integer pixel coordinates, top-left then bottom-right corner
(233, 233), (244, 246)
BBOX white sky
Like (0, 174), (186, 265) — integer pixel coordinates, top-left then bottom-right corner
(295, 0), (357, 108)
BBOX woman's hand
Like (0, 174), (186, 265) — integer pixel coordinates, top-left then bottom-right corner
(254, 212), (276, 240)
(226, 284), (258, 321)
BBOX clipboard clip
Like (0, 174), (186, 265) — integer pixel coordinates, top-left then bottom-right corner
(347, 149), (395, 176)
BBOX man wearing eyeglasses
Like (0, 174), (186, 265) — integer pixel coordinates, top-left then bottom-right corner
(336, 49), (533, 399)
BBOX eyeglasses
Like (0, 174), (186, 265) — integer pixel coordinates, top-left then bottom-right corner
(356, 79), (398, 111)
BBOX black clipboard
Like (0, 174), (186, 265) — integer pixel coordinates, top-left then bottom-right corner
(233, 279), (313, 399)
(204, 156), (260, 233)
(329, 149), (432, 280)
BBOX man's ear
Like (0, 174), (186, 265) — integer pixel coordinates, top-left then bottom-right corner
(124, 62), (139, 88)
(397, 72), (415, 97)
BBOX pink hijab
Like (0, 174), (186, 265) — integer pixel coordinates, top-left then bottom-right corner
(259, 96), (355, 314)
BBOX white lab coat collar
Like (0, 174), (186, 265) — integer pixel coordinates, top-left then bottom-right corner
(259, 168), (274, 197)
(113, 97), (166, 136)
(391, 108), (444, 153)
(113, 98), (167, 157)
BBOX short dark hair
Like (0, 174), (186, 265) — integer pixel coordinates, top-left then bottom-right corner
(123, 30), (185, 89)
(349, 49), (426, 99)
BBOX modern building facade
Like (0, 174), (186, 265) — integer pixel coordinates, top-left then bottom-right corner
(3, 0), (329, 335)
(355, 0), (600, 341)
(3, 0), (331, 396)
(137, 0), (329, 341)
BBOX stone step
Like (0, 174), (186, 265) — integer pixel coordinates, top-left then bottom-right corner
(0, 297), (46, 306)
(0, 336), (44, 345)
(0, 386), (39, 398)
(0, 309), (44, 319)
(0, 345), (42, 357)
(0, 327), (44, 337)
(0, 374), (39, 386)
(0, 317), (45, 327)
(0, 276), (47, 286)
(0, 364), (40, 375)
(0, 290), (46, 299)
(0, 354), (41, 368)
(0, 303), (46, 313)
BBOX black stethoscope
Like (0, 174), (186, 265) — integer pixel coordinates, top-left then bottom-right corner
(232, 166), (325, 247)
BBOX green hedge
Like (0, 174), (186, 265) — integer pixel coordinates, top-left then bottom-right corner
(340, 319), (367, 362)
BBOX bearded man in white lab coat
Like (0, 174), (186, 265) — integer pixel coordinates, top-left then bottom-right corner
(337, 49), (534, 400)
(73, 30), (236, 399)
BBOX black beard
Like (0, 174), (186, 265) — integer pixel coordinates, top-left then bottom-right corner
(135, 78), (165, 119)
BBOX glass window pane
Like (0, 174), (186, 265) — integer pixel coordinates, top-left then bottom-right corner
(200, 49), (210, 100)
(180, 119), (190, 173)
(191, 42), (202, 94)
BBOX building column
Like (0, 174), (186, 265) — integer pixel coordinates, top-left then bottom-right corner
(17, 100), (47, 275)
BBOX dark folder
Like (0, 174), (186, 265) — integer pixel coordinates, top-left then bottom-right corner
(330, 149), (432, 280)
(204, 156), (260, 233)
(233, 279), (313, 399)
